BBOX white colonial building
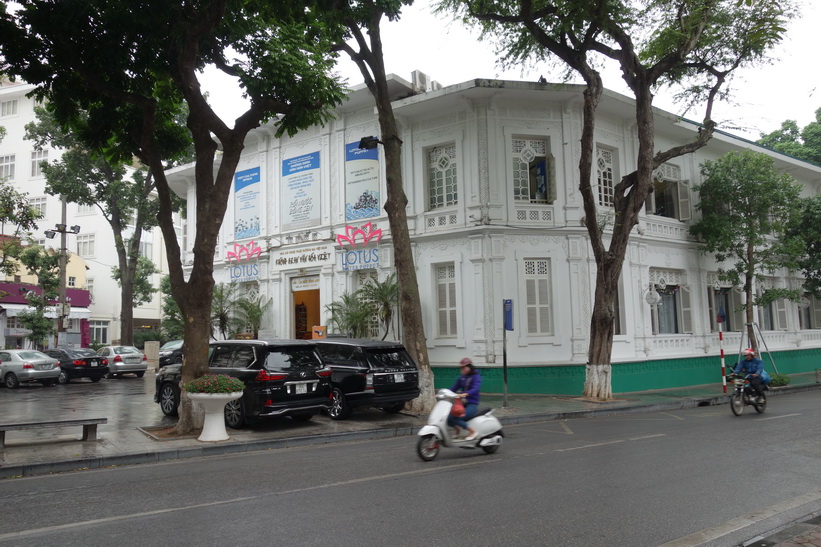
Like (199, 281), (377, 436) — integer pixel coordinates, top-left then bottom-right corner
(168, 74), (821, 394)
(0, 79), (171, 347)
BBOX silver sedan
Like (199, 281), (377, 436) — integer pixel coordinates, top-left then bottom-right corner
(0, 349), (60, 388)
(96, 346), (148, 378)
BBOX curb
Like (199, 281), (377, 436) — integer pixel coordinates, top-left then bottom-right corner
(2, 383), (818, 480)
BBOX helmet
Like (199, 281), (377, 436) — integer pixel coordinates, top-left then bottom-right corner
(459, 357), (473, 366)
(742, 348), (755, 357)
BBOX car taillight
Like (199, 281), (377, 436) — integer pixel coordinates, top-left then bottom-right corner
(255, 370), (287, 382)
(142, 354), (147, 361)
(74, 360), (86, 366)
(113, 355), (123, 362)
(316, 369), (332, 377)
(365, 372), (374, 390)
(23, 363), (33, 369)
(101, 358), (109, 365)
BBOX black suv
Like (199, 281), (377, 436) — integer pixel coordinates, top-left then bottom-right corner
(154, 339), (332, 428)
(44, 347), (109, 384)
(314, 339), (420, 420)
(158, 340), (183, 368)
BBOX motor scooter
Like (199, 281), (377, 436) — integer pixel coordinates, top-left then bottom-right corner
(416, 388), (504, 461)
(727, 374), (767, 416)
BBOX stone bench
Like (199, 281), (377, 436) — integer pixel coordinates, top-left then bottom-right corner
(0, 418), (108, 449)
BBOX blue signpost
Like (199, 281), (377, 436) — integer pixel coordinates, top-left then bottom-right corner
(503, 299), (513, 408)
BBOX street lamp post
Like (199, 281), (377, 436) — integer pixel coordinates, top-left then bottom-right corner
(44, 200), (80, 346)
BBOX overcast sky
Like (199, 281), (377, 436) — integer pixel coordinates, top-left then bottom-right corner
(205, 0), (820, 141)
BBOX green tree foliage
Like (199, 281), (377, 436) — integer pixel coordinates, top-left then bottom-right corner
(757, 107), (821, 167)
(16, 246), (60, 348)
(438, 0), (793, 399)
(112, 256), (159, 308)
(0, 1), (346, 433)
(690, 150), (804, 349)
(326, 292), (376, 339)
(159, 276), (184, 342)
(359, 273), (398, 340)
(234, 294), (272, 339)
(210, 282), (240, 340)
(0, 180), (43, 279)
(790, 195), (821, 297)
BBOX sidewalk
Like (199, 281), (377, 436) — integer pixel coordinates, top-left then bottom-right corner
(1, 373), (820, 545)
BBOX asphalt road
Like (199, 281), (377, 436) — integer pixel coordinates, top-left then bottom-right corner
(1, 390), (820, 546)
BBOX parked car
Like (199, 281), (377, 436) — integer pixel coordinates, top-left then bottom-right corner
(314, 338), (420, 420)
(96, 346), (148, 378)
(154, 339), (333, 428)
(158, 340), (184, 368)
(44, 348), (109, 384)
(0, 349), (61, 388)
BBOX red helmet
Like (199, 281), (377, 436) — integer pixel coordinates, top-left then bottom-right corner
(742, 348), (755, 357)
(459, 357), (473, 366)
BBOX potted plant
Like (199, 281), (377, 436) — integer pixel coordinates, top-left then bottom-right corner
(184, 374), (245, 441)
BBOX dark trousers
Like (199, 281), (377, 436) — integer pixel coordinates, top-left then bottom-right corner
(749, 376), (765, 397)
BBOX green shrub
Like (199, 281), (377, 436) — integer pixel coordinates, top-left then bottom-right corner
(769, 373), (790, 387)
(183, 374), (244, 394)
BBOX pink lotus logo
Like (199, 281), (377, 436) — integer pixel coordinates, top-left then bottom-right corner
(226, 241), (262, 264)
(336, 222), (383, 248)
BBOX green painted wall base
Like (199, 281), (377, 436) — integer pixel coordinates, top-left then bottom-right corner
(432, 348), (821, 395)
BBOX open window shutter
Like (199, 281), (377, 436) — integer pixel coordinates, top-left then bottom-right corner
(776, 299), (788, 330)
(526, 278), (538, 334)
(678, 179), (691, 221)
(814, 297), (821, 329)
(679, 286), (693, 333)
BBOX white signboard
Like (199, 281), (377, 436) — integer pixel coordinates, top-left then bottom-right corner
(234, 167), (261, 239)
(345, 142), (380, 221)
(282, 152), (320, 231)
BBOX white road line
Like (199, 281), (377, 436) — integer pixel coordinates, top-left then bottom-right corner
(760, 413), (802, 421)
(0, 459), (497, 541)
(555, 433), (666, 452)
(628, 434), (667, 441)
(660, 490), (821, 546)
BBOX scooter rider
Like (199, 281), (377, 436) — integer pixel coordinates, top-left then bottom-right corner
(447, 358), (481, 441)
(733, 348), (766, 403)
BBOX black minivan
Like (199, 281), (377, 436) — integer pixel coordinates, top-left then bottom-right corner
(154, 339), (332, 428)
(314, 338), (420, 420)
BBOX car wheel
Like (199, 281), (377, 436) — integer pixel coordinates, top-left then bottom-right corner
(328, 388), (351, 420)
(135, 371), (145, 378)
(89, 376), (102, 383)
(57, 370), (70, 385)
(173, 356), (183, 364)
(417, 434), (439, 461)
(223, 398), (246, 429)
(291, 413), (314, 422)
(106, 373), (116, 379)
(158, 383), (179, 416)
(4, 373), (20, 389)
(40, 379), (56, 387)
(382, 402), (406, 414)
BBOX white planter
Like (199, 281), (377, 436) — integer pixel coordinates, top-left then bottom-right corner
(187, 392), (243, 442)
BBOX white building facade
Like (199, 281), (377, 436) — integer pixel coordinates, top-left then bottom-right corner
(0, 79), (170, 347)
(170, 76), (821, 394)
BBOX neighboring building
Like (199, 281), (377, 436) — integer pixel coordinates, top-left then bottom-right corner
(0, 79), (170, 347)
(168, 74), (821, 394)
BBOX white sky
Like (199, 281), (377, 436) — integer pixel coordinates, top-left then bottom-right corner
(204, 0), (820, 141)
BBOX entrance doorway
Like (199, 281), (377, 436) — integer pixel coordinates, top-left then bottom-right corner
(291, 276), (320, 339)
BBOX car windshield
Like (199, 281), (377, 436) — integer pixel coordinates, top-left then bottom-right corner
(263, 347), (322, 371)
(161, 340), (183, 350)
(67, 349), (97, 358)
(366, 349), (416, 369)
(114, 346), (141, 355)
(18, 350), (51, 360)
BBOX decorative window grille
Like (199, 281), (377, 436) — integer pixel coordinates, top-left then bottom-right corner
(596, 148), (614, 207)
(428, 144), (457, 210)
(357, 270), (380, 338)
(436, 263), (457, 337)
(524, 259), (553, 335)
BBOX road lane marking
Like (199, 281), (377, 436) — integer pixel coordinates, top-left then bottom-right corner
(660, 489), (821, 546)
(760, 413), (802, 421)
(628, 434), (666, 441)
(555, 433), (666, 452)
(0, 459), (499, 541)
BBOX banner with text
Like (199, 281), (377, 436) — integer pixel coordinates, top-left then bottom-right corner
(282, 152), (320, 232)
(344, 142), (380, 221)
(234, 167), (261, 239)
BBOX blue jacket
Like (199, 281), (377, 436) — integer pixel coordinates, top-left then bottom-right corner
(451, 371), (481, 405)
(733, 357), (764, 377)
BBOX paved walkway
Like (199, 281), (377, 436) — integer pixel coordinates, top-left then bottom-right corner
(2, 372), (821, 545)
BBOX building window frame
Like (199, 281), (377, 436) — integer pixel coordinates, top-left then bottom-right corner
(645, 163), (691, 221)
(523, 258), (554, 337)
(426, 143), (458, 211)
(89, 320), (109, 345)
(76, 234), (95, 258)
(0, 99), (18, 118)
(512, 136), (556, 204)
(0, 154), (16, 180)
(596, 146), (617, 208)
(434, 263), (458, 338)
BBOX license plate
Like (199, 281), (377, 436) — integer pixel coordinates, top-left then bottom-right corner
(90, 362), (97, 367)
(296, 384), (307, 394)
(395, 373), (405, 382)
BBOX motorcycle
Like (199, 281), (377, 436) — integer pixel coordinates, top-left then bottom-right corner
(416, 388), (504, 461)
(727, 374), (767, 416)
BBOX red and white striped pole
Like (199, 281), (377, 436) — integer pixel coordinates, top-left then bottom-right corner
(718, 315), (727, 393)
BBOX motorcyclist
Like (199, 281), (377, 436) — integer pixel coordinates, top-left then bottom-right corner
(447, 357), (481, 441)
(732, 348), (766, 403)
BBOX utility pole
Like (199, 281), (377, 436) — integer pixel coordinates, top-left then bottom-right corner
(44, 198), (80, 348)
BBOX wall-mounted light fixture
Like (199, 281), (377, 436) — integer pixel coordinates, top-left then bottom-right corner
(357, 136), (383, 150)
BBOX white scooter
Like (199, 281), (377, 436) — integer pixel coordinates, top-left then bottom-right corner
(416, 388), (504, 461)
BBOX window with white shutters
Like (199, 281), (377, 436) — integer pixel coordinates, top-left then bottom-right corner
(645, 163), (691, 221)
(596, 147), (615, 208)
(524, 259), (553, 336)
(652, 284), (692, 335)
(512, 137), (555, 204)
(436, 263), (457, 337)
